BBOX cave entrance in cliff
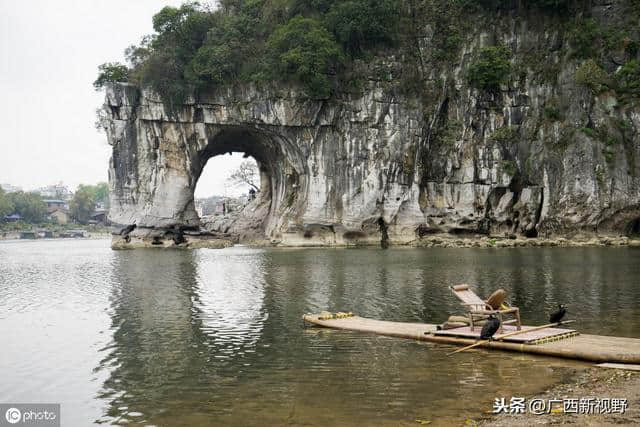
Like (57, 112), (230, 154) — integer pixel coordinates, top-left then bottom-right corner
(194, 153), (262, 217)
(194, 152), (260, 210)
(191, 126), (301, 241)
(627, 217), (640, 237)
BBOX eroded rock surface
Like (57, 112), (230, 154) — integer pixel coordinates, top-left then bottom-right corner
(103, 9), (640, 248)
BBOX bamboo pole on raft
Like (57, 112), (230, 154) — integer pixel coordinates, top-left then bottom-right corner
(447, 320), (576, 356)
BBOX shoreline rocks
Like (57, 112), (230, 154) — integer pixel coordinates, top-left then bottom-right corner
(109, 231), (639, 250)
(111, 234), (233, 250)
(413, 234), (636, 249)
(479, 367), (639, 426)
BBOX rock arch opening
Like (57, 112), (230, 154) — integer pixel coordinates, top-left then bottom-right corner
(627, 217), (640, 237)
(189, 126), (305, 244)
(195, 154), (262, 199)
(194, 153), (266, 238)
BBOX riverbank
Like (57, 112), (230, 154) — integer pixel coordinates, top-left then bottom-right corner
(270, 233), (639, 249)
(1, 231), (112, 240)
(478, 366), (639, 426)
(111, 234), (234, 249)
(414, 234), (640, 249)
(108, 231), (640, 250)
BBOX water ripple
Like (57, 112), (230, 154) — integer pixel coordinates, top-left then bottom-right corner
(2, 243), (639, 426)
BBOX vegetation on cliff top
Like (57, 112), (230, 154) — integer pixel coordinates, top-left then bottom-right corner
(94, 0), (598, 104)
(95, 0), (398, 102)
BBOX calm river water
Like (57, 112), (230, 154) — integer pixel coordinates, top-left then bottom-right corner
(1, 239), (639, 426)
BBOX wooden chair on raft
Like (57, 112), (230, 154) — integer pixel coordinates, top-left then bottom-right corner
(450, 284), (521, 333)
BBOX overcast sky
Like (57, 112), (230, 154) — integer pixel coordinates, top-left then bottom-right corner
(0, 0), (247, 198)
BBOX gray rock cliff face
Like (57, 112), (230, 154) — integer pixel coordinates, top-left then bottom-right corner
(103, 8), (640, 246)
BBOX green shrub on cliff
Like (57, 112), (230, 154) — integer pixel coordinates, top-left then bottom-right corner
(568, 18), (601, 59)
(491, 125), (519, 146)
(185, 8), (261, 87)
(324, 0), (398, 56)
(266, 17), (343, 97)
(544, 99), (562, 121)
(93, 63), (130, 89)
(574, 59), (610, 92)
(467, 45), (512, 91)
(133, 3), (217, 106)
(616, 59), (640, 96)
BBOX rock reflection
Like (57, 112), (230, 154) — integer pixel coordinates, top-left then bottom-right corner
(96, 250), (200, 424)
(87, 246), (640, 426)
(192, 248), (267, 357)
(96, 248), (269, 424)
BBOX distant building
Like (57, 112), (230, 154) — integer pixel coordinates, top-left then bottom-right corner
(36, 184), (72, 200)
(194, 195), (250, 217)
(43, 199), (69, 213)
(214, 201), (225, 215)
(0, 183), (22, 193)
(48, 209), (69, 225)
(204, 196), (248, 216)
(195, 196), (224, 216)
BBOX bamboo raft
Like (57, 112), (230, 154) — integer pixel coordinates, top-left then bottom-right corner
(303, 313), (640, 364)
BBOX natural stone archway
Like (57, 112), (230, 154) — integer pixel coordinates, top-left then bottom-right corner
(103, 71), (640, 249)
(99, 6), (640, 249)
(103, 83), (431, 247)
(105, 85), (311, 246)
(191, 126), (306, 240)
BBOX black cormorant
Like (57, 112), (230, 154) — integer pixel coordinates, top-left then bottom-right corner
(119, 223), (136, 236)
(480, 315), (501, 340)
(549, 304), (567, 324)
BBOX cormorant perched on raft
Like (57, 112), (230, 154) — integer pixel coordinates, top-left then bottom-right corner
(549, 304), (567, 324)
(480, 315), (501, 340)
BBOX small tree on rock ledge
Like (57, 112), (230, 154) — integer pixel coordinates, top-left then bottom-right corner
(227, 160), (260, 192)
(467, 45), (512, 92)
(93, 62), (130, 90)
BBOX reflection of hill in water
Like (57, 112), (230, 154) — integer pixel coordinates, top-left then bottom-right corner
(96, 249), (270, 424)
(194, 249), (267, 354)
(92, 247), (640, 425)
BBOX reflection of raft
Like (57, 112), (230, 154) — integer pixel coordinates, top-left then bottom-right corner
(302, 313), (640, 364)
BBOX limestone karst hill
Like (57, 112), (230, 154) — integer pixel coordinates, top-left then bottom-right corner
(100, 1), (640, 246)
